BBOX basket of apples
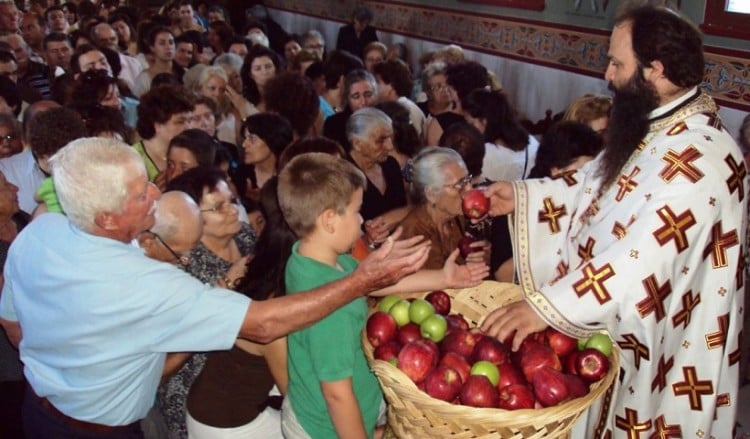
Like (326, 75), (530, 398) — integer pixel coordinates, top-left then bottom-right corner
(362, 281), (619, 439)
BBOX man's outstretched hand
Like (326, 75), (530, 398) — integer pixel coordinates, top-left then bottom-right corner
(355, 227), (430, 292)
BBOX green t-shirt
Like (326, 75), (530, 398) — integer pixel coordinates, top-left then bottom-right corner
(36, 177), (62, 213)
(285, 241), (383, 439)
(132, 141), (160, 182)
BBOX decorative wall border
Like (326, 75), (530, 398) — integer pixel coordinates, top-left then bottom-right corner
(267, 0), (750, 112)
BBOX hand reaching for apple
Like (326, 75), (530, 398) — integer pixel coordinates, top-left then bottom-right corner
(441, 248), (490, 288)
(464, 240), (491, 266)
(482, 181), (516, 217)
(480, 300), (548, 351)
(355, 227), (431, 292)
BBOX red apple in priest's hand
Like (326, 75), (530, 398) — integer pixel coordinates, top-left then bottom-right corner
(462, 189), (490, 220)
(497, 363), (527, 389)
(532, 366), (570, 407)
(441, 329), (478, 360)
(398, 340), (438, 383)
(498, 384), (536, 410)
(397, 323), (422, 345)
(366, 311), (398, 347)
(420, 314), (448, 343)
(460, 375), (499, 408)
(425, 290), (451, 315)
(439, 352), (472, 384)
(446, 313), (470, 332)
(374, 340), (402, 365)
(575, 348), (610, 383)
(520, 343), (562, 382)
(424, 365), (464, 402)
(472, 335), (510, 366)
(564, 373), (589, 399)
(545, 328), (578, 357)
(458, 233), (480, 259)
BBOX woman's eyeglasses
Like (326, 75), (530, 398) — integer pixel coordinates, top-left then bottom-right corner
(445, 174), (472, 190)
(200, 198), (239, 214)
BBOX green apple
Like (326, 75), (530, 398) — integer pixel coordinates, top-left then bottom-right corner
(585, 333), (613, 357)
(378, 295), (401, 313)
(470, 360), (500, 387)
(409, 299), (435, 324)
(388, 300), (411, 327)
(578, 337), (588, 351)
(420, 314), (447, 343)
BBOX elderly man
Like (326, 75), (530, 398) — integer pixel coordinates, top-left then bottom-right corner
(42, 32), (72, 74)
(301, 30), (325, 60)
(0, 138), (428, 437)
(19, 13), (45, 63)
(0, 0), (19, 36)
(0, 33), (51, 100)
(91, 22), (143, 91)
(482, 5), (746, 437)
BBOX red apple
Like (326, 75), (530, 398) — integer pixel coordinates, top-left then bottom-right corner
(472, 335), (510, 366)
(374, 340), (402, 365)
(425, 290), (451, 315)
(520, 343), (562, 382)
(497, 363), (527, 389)
(446, 313), (470, 332)
(441, 329), (478, 360)
(498, 384), (535, 410)
(366, 311), (398, 347)
(462, 189), (490, 219)
(397, 340), (438, 384)
(545, 328), (578, 357)
(575, 348), (610, 383)
(532, 366), (570, 407)
(439, 352), (472, 384)
(459, 375), (499, 408)
(424, 365), (463, 402)
(564, 374), (590, 399)
(458, 233), (479, 259)
(564, 351), (581, 376)
(397, 323), (422, 345)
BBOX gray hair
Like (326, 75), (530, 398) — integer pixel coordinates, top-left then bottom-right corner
(302, 30), (324, 46)
(246, 33), (269, 48)
(213, 53), (243, 74)
(50, 137), (146, 232)
(198, 65), (228, 88)
(421, 61), (447, 93)
(343, 69), (377, 110)
(407, 146), (466, 204)
(346, 107), (392, 144)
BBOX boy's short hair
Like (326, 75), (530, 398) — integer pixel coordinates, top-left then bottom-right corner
(278, 152), (366, 238)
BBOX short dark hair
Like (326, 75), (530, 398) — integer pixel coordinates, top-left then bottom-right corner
(616, 5), (704, 88)
(71, 68), (116, 117)
(373, 59), (413, 97)
(208, 20), (235, 51)
(69, 43), (100, 75)
(375, 100), (420, 158)
(439, 121), (486, 177)
(322, 50), (363, 90)
(264, 71), (320, 137)
(84, 106), (131, 143)
(43, 32), (71, 51)
(23, 11), (45, 27)
(242, 113), (294, 160)
(28, 106), (87, 157)
(44, 5), (65, 22)
(527, 121), (603, 178)
(0, 76), (20, 117)
(136, 85), (194, 140)
(445, 61), (488, 105)
(165, 166), (226, 205)
(147, 25), (173, 50)
(352, 5), (374, 23)
(168, 129), (218, 168)
(278, 136), (346, 170)
(463, 88), (529, 152)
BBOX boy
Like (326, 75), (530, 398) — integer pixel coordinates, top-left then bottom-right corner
(277, 153), (488, 439)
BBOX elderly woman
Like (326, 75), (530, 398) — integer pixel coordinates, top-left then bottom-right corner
(363, 41), (386, 73)
(398, 147), (489, 269)
(463, 88), (539, 182)
(160, 166), (257, 439)
(418, 62), (452, 118)
(346, 107), (409, 246)
(197, 65), (242, 145)
(323, 69), (378, 152)
(562, 94), (613, 139)
(0, 114), (22, 159)
(241, 112), (293, 201)
(240, 45), (280, 113)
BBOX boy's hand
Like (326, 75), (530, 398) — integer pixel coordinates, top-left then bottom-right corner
(442, 249), (490, 288)
(355, 227), (430, 292)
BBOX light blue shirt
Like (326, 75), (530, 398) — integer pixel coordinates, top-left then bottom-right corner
(319, 96), (335, 122)
(0, 213), (250, 426)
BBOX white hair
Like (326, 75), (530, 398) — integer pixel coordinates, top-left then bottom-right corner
(408, 146), (466, 204)
(245, 33), (269, 48)
(213, 53), (243, 74)
(198, 65), (228, 87)
(346, 107), (392, 144)
(50, 137), (146, 232)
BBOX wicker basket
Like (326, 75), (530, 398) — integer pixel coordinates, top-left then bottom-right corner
(362, 281), (619, 439)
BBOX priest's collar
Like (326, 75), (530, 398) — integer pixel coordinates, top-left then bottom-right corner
(648, 87), (699, 123)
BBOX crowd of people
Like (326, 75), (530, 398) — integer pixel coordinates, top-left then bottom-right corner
(0, 1), (747, 438)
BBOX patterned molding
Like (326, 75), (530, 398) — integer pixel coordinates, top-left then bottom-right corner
(267, 0), (750, 111)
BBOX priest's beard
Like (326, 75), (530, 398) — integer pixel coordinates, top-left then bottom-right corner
(597, 70), (660, 190)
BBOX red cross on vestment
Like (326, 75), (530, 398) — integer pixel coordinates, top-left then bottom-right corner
(705, 313), (729, 350)
(651, 354), (674, 393)
(637, 274), (672, 322)
(617, 333), (650, 369)
(702, 221), (739, 269)
(577, 237), (595, 263)
(659, 146), (704, 184)
(672, 290), (700, 329)
(650, 415), (682, 438)
(573, 262), (615, 304)
(672, 366), (714, 410)
(652, 205), (696, 253)
(616, 166), (640, 201)
(615, 408), (652, 439)
(724, 154), (746, 202)
(538, 197), (566, 233)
